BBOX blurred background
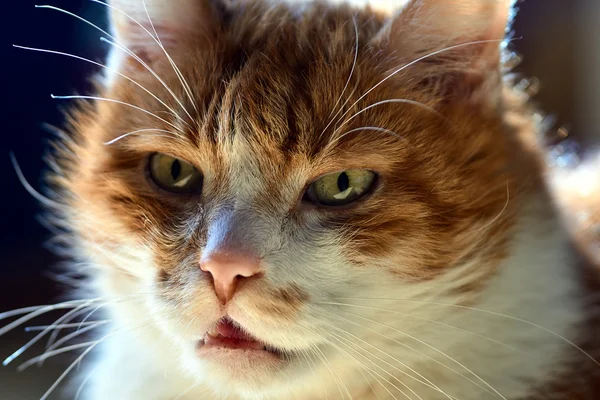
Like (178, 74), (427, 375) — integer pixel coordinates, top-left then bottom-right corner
(0, 0), (598, 398)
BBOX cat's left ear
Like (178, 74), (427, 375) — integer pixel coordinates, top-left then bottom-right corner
(106, 0), (218, 67)
(376, 0), (517, 106)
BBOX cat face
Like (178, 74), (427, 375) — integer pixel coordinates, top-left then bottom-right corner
(58, 0), (523, 396)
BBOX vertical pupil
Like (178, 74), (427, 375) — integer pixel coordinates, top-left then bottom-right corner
(170, 160), (182, 180)
(337, 172), (350, 192)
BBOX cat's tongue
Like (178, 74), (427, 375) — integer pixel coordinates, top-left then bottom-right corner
(204, 318), (265, 350)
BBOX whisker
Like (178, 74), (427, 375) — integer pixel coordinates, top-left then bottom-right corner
(330, 311), (497, 397)
(89, 0), (196, 119)
(10, 153), (64, 210)
(104, 128), (179, 145)
(50, 94), (180, 131)
(43, 321), (109, 360)
(25, 321), (107, 332)
(3, 300), (103, 366)
(74, 365), (99, 400)
(38, 319), (155, 400)
(305, 347), (329, 400)
(326, 126), (404, 150)
(97, 36), (192, 127)
(321, 332), (406, 400)
(299, 348), (329, 400)
(17, 340), (97, 372)
(0, 305), (71, 323)
(174, 382), (200, 400)
(478, 182), (510, 231)
(327, 321), (453, 399)
(322, 301), (522, 355)
(13, 44), (183, 125)
(45, 304), (99, 350)
(334, 39), (508, 129)
(334, 297), (600, 367)
(0, 298), (104, 336)
(304, 329), (381, 400)
(46, 292), (147, 348)
(321, 16), (359, 137)
(312, 345), (352, 400)
(140, 0), (198, 114)
(35, 4), (193, 125)
(322, 305), (505, 399)
(333, 99), (449, 138)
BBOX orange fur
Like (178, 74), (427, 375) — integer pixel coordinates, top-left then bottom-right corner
(5, 1), (600, 399)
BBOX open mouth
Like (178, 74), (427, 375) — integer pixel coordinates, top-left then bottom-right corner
(197, 317), (283, 358)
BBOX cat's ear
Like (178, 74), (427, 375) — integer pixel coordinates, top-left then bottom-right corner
(376, 0), (516, 105)
(106, 0), (218, 65)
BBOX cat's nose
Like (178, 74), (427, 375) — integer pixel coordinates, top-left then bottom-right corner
(199, 251), (262, 305)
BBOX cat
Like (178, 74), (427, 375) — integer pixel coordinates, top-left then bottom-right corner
(2, 0), (600, 399)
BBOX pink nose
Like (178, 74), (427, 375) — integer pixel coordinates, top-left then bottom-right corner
(200, 251), (262, 304)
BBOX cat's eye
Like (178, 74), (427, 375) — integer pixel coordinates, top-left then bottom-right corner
(148, 153), (203, 194)
(305, 170), (376, 206)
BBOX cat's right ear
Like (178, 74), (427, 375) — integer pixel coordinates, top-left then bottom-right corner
(105, 0), (219, 72)
(374, 0), (516, 108)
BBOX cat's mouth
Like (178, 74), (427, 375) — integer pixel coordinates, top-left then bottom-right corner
(196, 317), (284, 359)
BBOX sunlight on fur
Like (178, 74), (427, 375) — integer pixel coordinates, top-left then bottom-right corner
(1, 0), (600, 399)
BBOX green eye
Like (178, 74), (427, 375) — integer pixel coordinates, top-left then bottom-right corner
(306, 170), (376, 206)
(148, 153), (203, 194)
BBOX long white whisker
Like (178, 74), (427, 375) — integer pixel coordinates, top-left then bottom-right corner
(324, 304), (507, 399)
(98, 36), (193, 124)
(74, 365), (99, 400)
(25, 321), (107, 332)
(43, 321), (109, 359)
(328, 311), (496, 397)
(18, 341), (97, 372)
(35, 5), (194, 124)
(104, 128), (179, 145)
(320, 332), (405, 400)
(327, 321), (452, 399)
(13, 44), (183, 124)
(0, 298), (104, 337)
(306, 347), (330, 400)
(140, 0), (198, 114)
(334, 39), (507, 128)
(313, 345), (352, 400)
(92, 0), (197, 114)
(174, 382), (200, 400)
(39, 320), (155, 400)
(321, 16), (359, 137)
(299, 348), (329, 400)
(3, 300), (103, 366)
(0, 305), (69, 323)
(328, 301), (521, 355)
(326, 126), (404, 151)
(333, 99), (448, 138)
(334, 297), (600, 367)
(46, 293), (147, 348)
(50, 94), (180, 131)
(10, 153), (64, 210)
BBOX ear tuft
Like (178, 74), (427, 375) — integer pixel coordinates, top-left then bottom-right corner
(376, 0), (517, 104)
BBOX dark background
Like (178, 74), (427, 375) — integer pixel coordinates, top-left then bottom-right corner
(0, 0), (599, 399)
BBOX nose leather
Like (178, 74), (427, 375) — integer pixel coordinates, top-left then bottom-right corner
(200, 251), (261, 304)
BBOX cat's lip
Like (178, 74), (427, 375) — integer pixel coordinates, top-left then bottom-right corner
(196, 317), (283, 357)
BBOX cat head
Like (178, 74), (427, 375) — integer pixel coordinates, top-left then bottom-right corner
(57, 0), (528, 396)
